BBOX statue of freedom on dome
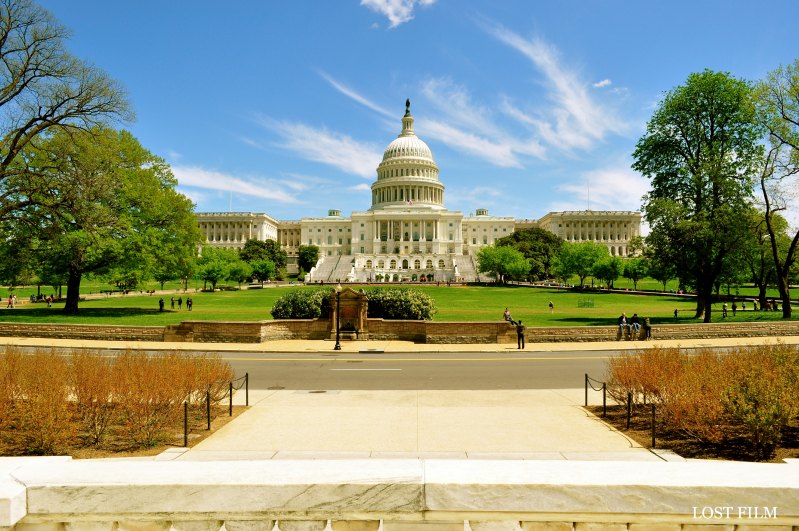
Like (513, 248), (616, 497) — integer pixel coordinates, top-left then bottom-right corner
(405, 98), (411, 116)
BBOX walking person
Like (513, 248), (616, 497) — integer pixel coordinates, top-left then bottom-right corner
(732, 302), (737, 317)
(722, 303), (728, 318)
(159, 298), (165, 312)
(178, 296), (183, 310)
(170, 296), (175, 310)
(548, 301), (554, 313)
(186, 297), (193, 311)
(516, 320), (526, 349)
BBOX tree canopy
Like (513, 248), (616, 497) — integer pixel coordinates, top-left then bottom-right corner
(633, 70), (762, 322)
(755, 59), (799, 318)
(0, 0), (130, 223)
(476, 245), (531, 283)
(553, 242), (608, 287)
(8, 127), (200, 313)
(495, 227), (563, 280)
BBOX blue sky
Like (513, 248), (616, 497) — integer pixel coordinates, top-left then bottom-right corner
(39, 0), (799, 223)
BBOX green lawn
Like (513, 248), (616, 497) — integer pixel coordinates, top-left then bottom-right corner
(0, 284), (794, 327)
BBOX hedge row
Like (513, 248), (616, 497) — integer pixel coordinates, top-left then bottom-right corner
(607, 343), (799, 459)
(271, 287), (436, 320)
(0, 348), (234, 455)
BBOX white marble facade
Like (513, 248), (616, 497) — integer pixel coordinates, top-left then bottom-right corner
(197, 104), (642, 280)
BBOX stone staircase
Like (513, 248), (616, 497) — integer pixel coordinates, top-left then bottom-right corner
(452, 254), (479, 282)
(328, 255), (355, 283)
(308, 256), (338, 282)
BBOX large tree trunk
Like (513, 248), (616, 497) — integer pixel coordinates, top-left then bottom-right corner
(778, 277), (792, 319)
(62, 267), (82, 314)
(758, 285), (768, 310)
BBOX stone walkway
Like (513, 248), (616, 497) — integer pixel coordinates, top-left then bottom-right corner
(170, 388), (675, 462)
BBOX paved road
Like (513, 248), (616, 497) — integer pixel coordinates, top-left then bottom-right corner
(220, 350), (616, 390)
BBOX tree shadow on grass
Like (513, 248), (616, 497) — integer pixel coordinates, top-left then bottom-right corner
(0, 307), (170, 321)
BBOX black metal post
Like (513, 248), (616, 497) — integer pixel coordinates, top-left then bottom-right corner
(602, 382), (607, 417)
(626, 391), (632, 430)
(584, 374), (588, 407)
(229, 382), (233, 416)
(245, 372), (249, 406)
(651, 403), (656, 448)
(334, 289), (341, 350)
(206, 390), (211, 431)
(183, 401), (188, 447)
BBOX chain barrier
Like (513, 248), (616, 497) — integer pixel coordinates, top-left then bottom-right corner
(584, 373), (607, 417)
(183, 372), (250, 447)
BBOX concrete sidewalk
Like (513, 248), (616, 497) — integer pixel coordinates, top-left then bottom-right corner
(169, 388), (670, 462)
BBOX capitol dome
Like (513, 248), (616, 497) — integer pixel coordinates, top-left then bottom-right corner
(381, 131), (434, 162)
(371, 100), (445, 211)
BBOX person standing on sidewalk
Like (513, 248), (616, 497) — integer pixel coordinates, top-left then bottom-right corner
(516, 320), (526, 349)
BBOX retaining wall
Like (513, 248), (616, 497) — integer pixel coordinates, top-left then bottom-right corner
(2, 319), (799, 344)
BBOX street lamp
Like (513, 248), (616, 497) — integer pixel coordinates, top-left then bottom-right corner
(334, 283), (342, 350)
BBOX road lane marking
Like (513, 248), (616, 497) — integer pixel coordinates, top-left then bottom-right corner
(330, 368), (403, 371)
(218, 355), (613, 362)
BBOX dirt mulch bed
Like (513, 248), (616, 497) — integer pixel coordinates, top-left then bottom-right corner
(0, 405), (248, 459)
(587, 404), (799, 463)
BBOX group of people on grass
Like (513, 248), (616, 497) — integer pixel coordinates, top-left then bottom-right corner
(158, 296), (193, 312)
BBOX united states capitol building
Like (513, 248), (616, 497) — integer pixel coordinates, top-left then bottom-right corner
(197, 102), (641, 282)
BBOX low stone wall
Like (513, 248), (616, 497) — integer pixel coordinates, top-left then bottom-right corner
(3, 319), (799, 345)
(1, 457), (797, 528)
(0, 322), (164, 342)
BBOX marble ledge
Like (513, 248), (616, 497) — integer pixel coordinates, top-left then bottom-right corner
(1, 459), (799, 527)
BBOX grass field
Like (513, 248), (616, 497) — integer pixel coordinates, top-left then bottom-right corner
(0, 284), (794, 327)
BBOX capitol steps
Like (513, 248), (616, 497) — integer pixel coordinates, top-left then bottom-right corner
(308, 256), (338, 283)
(328, 255), (355, 283)
(452, 254), (479, 282)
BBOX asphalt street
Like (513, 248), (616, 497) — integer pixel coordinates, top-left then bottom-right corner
(220, 350), (614, 390)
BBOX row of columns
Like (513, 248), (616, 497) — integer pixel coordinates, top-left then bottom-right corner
(374, 219), (441, 242)
(202, 222), (262, 243)
(373, 185), (442, 206)
(564, 221), (636, 242)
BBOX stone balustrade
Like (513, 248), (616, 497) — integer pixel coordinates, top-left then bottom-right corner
(1, 458), (797, 530)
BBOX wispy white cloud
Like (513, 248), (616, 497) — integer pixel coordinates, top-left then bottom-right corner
(254, 116), (382, 178)
(422, 119), (523, 168)
(172, 165), (302, 204)
(593, 79), (612, 88)
(419, 78), (545, 165)
(350, 183), (372, 192)
(552, 165), (647, 213)
(484, 23), (628, 150)
(361, 0), (436, 28)
(318, 71), (394, 118)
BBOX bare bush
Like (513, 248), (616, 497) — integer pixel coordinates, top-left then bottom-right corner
(112, 351), (185, 448)
(72, 350), (116, 446)
(13, 350), (75, 455)
(722, 344), (799, 459)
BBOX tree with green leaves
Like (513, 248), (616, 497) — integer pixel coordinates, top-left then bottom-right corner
(593, 256), (623, 289)
(553, 242), (608, 287)
(633, 70), (762, 322)
(239, 239), (287, 270)
(16, 127), (200, 313)
(227, 260), (253, 289)
(0, 0), (130, 223)
(755, 59), (799, 318)
(250, 259), (276, 283)
(476, 245), (531, 283)
(622, 258), (647, 291)
(197, 247), (238, 290)
(297, 245), (320, 274)
(495, 227), (563, 280)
